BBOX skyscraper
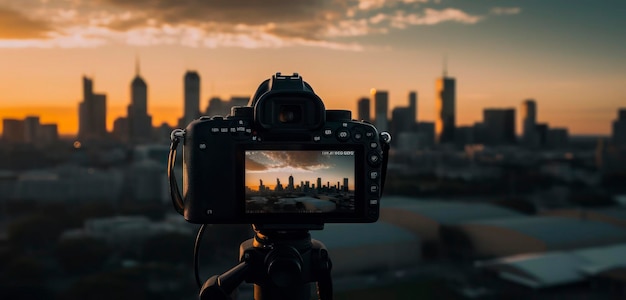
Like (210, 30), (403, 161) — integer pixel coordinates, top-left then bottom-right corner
(371, 89), (388, 132)
(522, 99), (538, 147)
(391, 91), (418, 135)
(435, 73), (455, 144)
(182, 71), (200, 127)
(357, 97), (370, 122)
(128, 58), (153, 144)
(2, 119), (25, 143)
(78, 76), (107, 140)
(483, 108), (516, 145)
(408, 91), (417, 124)
(613, 108), (626, 147)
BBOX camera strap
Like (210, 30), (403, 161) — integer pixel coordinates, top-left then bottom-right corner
(168, 129), (185, 215)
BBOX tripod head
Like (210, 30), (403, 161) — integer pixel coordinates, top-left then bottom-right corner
(200, 225), (333, 300)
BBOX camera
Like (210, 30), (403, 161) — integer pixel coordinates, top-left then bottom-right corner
(181, 73), (389, 224)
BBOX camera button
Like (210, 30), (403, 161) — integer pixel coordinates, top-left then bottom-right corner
(211, 127), (220, 134)
(369, 199), (378, 205)
(365, 130), (375, 139)
(336, 129), (350, 141)
(369, 184), (379, 194)
(369, 171), (379, 180)
(313, 136), (322, 142)
(368, 152), (382, 166)
(323, 128), (333, 136)
(370, 142), (378, 149)
(353, 132), (362, 141)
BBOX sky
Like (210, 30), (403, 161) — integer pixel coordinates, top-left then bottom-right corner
(245, 150), (354, 191)
(0, 0), (625, 136)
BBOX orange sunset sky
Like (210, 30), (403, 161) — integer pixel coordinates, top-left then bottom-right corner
(1, 0), (625, 136)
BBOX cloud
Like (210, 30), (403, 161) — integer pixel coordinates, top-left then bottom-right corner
(0, 7), (52, 39)
(0, 0), (506, 49)
(389, 8), (482, 28)
(490, 7), (521, 16)
(260, 151), (329, 171)
(245, 158), (268, 171)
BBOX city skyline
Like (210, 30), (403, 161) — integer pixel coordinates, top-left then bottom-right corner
(0, 1), (625, 135)
(245, 150), (355, 191)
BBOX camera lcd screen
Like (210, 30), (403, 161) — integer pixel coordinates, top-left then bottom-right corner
(245, 150), (355, 214)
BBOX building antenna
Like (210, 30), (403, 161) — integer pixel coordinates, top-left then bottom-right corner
(135, 54), (140, 76)
(443, 53), (448, 77)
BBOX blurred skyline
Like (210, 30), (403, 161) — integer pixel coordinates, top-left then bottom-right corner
(0, 0), (625, 135)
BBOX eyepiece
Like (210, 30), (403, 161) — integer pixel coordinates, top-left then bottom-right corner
(279, 105), (303, 124)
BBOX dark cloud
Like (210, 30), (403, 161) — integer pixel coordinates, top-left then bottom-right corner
(100, 0), (332, 26)
(245, 157), (268, 171)
(107, 17), (150, 31)
(0, 6), (51, 39)
(261, 151), (328, 170)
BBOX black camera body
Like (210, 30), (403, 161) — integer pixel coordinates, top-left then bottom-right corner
(182, 73), (388, 224)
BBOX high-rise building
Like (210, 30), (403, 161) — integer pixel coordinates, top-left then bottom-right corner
(483, 108), (516, 145)
(435, 74), (455, 144)
(2, 117), (57, 145)
(23, 116), (40, 144)
(78, 76), (107, 140)
(128, 58), (153, 144)
(371, 89), (388, 132)
(2, 119), (25, 143)
(391, 107), (412, 137)
(522, 99), (538, 147)
(182, 71), (200, 127)
(416, 122), (435, 148)
(357, 97), (370, 122)
(391, 91), (418, 137)
(38, 124), (58, 144)
(613, 108), (626, 147)
(408, 91), (417, 124)
(546, 128), (569, 149)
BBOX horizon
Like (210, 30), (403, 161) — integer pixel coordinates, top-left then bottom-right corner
(1, 0), (625, 136)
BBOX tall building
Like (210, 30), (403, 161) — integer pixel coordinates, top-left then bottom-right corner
(408, 91), (417, 124)
(613, 108), (626, 147)
(371, 89), (388, 132)
(357, 97), (370, 122)
(2, 117), (57, 145)
(391, 92), (418, 139)
(546, 128), (569, 149)
(181, 71), (201, 127)
(522, 99), (538, 147)
(39, 124), (58, 144)
(416, 122), (435, 148)
(435, 73), (455, 144)
(78, 76), (107, 140)
(23, 116), (40, 144)
(127, 58), (153, 144)
(483, 108), (516, 145)
(2, 119), (25, 143)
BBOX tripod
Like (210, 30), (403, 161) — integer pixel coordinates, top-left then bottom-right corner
(200, 225), (333, 300)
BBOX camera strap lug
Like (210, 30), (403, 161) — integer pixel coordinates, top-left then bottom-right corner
(169, 129), (186, 215)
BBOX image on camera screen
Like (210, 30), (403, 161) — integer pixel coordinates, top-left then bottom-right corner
(245, 150), (355, 214)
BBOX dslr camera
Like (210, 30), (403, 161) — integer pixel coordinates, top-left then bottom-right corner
(181, 73), (389, 224)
